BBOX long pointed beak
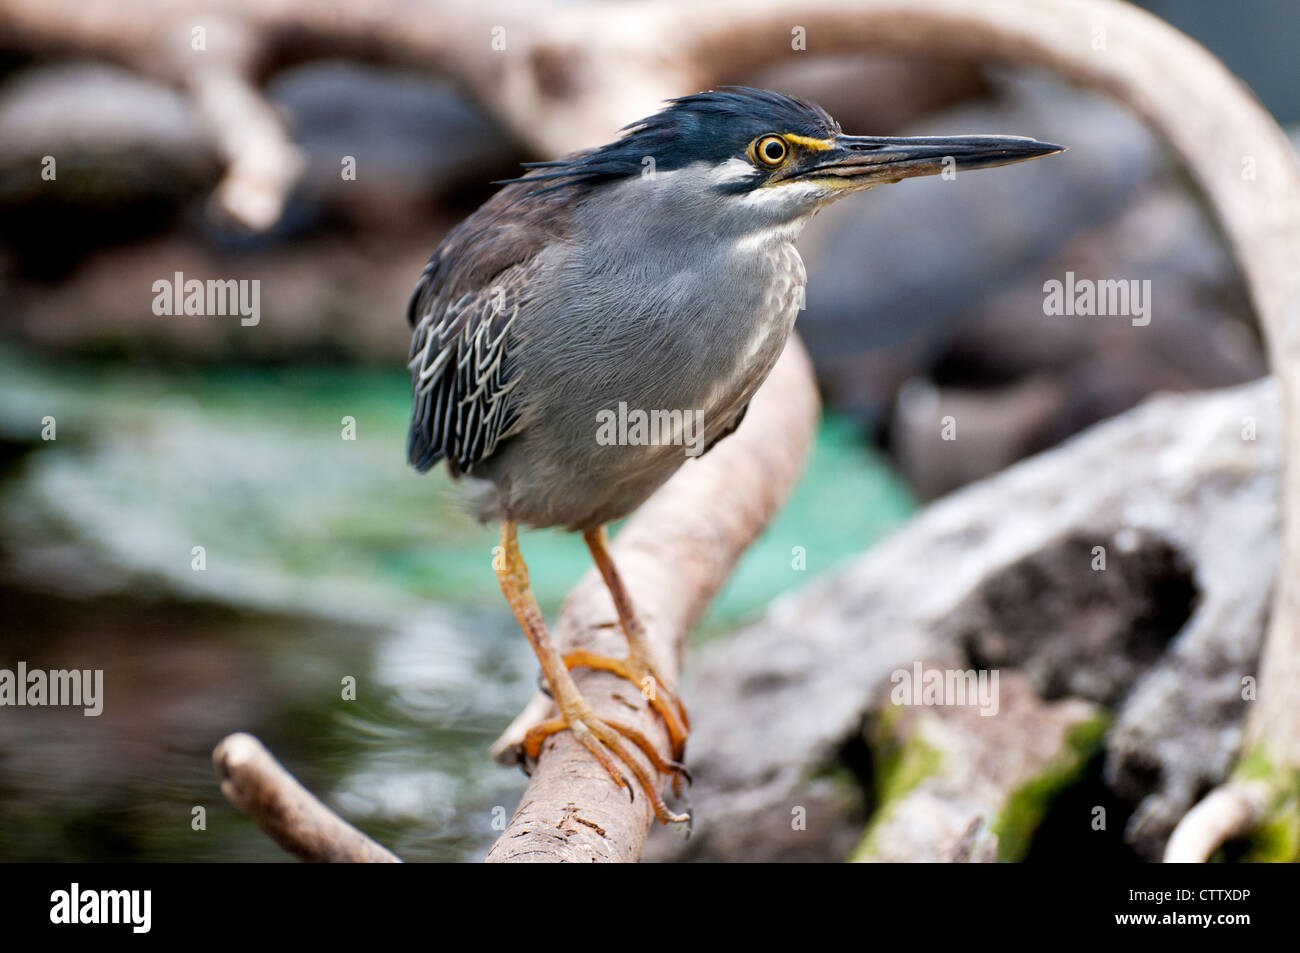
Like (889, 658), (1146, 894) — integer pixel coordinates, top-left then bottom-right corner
(791, 134), (1065, 188)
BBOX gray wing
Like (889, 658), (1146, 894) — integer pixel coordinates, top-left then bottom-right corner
(406, 262), (531, 475)
(407, 183), (564, 476)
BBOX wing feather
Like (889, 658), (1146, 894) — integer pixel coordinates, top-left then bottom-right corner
(407, 182), (567, 476)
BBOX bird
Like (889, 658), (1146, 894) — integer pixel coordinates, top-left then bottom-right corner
(406, 86), (1062, 826)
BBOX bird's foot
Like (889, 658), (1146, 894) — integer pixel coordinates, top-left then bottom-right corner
(494, 520), (688, 827)
(523, 698), (691, 828)
(563, 649), (691, 771)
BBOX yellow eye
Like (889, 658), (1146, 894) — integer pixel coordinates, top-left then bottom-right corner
(754, 135), (788, 168)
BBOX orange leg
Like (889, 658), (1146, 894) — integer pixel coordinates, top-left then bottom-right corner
(575, 526), (692, 762)
(495, 519), (688, 826)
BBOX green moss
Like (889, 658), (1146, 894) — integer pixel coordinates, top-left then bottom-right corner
(1233, 743), (1300, 790)
(1237, 798), (1300, 862)
(876, 729), (942, 806)
(992, 714), (1109, 862)
(1230, 743), (1300, 862)
(850, 714), (944, 861)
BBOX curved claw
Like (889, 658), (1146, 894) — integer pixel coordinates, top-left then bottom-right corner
(562, 649), (692, 765)
(521, 712), (689, 825)
(585, 717), (689, 825)
(604, 718), (691, 793)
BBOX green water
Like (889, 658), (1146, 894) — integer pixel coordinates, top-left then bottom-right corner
(0, 345), (916, 861)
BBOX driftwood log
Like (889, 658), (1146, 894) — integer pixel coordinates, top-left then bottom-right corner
(646, 379), (1280, 862)
(16, 0), (1290, 859)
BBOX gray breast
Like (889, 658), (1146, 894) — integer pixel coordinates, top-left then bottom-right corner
(475, 227), (806, 531)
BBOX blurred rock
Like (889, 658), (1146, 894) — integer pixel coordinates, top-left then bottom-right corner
(796, 71), (1264, 496)
(266, 62), (524, 234)
(891, 184), (1265, 498)
(892, 373), (1070, 501)
(0, 62), (218, 202)
(0, 61), (523, 359)
(1, 232), (427, 361)
(798, 72), (1165, 409)
(647, 379), (1277, 862)
(0, 62), (220, 278)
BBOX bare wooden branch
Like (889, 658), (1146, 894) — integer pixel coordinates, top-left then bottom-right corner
(1163, 781), (1274, 863)
(214, 732), (401, 863)
(485, 337), (821, 862)
(187, 60), (304, 230)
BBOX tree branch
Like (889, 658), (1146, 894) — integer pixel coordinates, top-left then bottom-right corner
(214, 732), (401, 863)
(1163, 781), (1274, 863)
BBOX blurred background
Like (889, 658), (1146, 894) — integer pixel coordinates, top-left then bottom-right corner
(0, 0), (1293, 861)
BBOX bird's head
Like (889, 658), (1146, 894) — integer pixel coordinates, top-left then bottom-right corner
(505, 87), (1064, 230)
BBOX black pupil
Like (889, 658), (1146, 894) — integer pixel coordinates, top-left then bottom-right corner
(763, 139), (783, 162)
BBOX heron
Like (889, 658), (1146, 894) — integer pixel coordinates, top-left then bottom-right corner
(406, 87), (1063, 826)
